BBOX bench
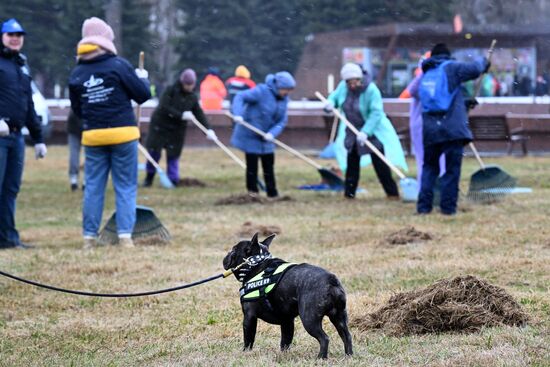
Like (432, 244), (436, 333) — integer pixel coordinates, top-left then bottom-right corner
(387, 112), (411, 156)
(468, 115), (528, 156)
(504, 113), (550, 154)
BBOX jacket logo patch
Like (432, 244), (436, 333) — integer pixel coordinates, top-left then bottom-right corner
(83, 75), (104, 88)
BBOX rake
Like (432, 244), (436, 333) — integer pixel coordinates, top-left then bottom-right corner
(97, 51), (172, 245)
(136, 51), (174, 189)
(98, 205), (171, 245)
(225, 112), (344, 189)
(466, 40), (517, 202)
(315, 92), (418, 201)
(187, 113), (266, 191)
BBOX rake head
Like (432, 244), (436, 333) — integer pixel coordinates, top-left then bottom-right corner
(467, 165), (517, 203)
(98, 205), (171, 245)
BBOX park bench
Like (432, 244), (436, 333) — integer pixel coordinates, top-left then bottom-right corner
(468, 115), (528, 156)
(504, 113), (550, 155)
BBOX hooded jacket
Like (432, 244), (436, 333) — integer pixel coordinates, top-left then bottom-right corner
(230, 72), (295, 154)
(68, 53), (151, 146)
(0, 49), (42, 143)
(200, 74), (227, 110)
(415, 55), (487, 146)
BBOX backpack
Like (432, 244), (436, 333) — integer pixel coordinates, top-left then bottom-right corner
(419, 60), (458, 113)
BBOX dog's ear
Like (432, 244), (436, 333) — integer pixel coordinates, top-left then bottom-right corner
(261, 233), (276, 248)
(250, 232), (260, 250)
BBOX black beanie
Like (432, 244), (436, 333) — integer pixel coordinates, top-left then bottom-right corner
(431, 43), (451, 57)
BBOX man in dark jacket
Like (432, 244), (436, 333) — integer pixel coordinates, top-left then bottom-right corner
(0, 18), (47, 249)
(144, 68), (216, 187)
(415, 43), (489, 215)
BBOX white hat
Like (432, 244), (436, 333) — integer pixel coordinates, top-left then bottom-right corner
(340, 63), (363, 81)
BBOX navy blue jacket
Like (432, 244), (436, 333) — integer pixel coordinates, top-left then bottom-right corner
(418, 55), (487, 147)
(0, 50), (42, 143)
(68, 54), (150, 131)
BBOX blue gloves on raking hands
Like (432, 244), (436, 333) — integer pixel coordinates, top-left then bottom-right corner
(34, 143), (47, 159)
(356, 131), (367, 146)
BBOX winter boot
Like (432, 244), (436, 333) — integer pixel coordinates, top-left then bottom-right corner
(142, 173), (155, 187)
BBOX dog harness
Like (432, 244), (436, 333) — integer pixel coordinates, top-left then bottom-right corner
(240, 259), (297, 301)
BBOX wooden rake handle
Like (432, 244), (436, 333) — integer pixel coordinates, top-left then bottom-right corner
(225, 111), (323, 170)
(315, 91), (406, 179)
(136, 51), (145, 128)
(470, 39), (497, 170)
(138, 142), (163, 171)
(188, 114), (246, 169)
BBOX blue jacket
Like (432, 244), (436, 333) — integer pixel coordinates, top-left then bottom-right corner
(68, 54), (150, 131)
(230, 74), (292, 154)
(417, 55), (487, 146)
(0, 50), (42, 143)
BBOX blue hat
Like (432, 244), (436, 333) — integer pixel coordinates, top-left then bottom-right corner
(273, 71), (296, 89)
(2, 18), (26, 34)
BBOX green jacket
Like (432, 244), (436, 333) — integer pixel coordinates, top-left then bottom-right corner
(327, 81), (408, 172)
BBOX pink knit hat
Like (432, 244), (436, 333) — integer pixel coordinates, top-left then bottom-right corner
(78, 17), (117, 55)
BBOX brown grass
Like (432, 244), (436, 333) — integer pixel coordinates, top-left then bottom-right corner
(0, 146), (549, 366)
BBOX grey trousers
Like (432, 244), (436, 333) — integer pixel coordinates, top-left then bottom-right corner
(68, 133), (82, 181)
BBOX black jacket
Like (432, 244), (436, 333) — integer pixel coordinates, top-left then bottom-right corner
(145, 82), (210, 156)
(68, 53), (150, 131)
(0, 49), (42, 143)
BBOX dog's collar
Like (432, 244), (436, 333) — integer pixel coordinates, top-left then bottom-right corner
(237, 253), (272, 283)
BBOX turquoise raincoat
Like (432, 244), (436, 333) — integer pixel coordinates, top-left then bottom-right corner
(327, 81), (408, 172)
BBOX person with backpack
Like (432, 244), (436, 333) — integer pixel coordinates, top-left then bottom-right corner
(415, 43), (489, 215)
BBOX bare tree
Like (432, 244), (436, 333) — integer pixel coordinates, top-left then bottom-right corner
(104, 0), (123, 53)
(149, 0), (183, 89)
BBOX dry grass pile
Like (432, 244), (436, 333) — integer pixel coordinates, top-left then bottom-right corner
(215, 193), (293, 205)
(179, 177), (207, 187)
(385, 226), (433, 245)
(353, 275), (529, 336)
(236, 221), (282, 238)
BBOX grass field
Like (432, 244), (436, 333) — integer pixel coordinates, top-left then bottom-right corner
(1, 146), (549, 366)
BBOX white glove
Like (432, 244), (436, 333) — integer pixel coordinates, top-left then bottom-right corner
(34, 143), (47, 159)
(323, 101), (335, 113)
(135, 68), (149, 79)
(0, 119), (9, 137)
(356, 131), (367, 146)
(233, 115), (244, 124)
(264, 132), (274, 142)
(206, 129), (218, 141)
(182, 111), (194, 121)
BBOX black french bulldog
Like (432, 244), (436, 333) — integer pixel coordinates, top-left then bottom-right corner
(222, 233), (353, 359)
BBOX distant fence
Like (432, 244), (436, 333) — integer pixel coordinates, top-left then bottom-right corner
(46, 98), (550, 155)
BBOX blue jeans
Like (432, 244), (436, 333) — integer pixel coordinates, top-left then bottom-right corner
(83, 140), (138, 237)
(0, 133), (25, 246)
(417, 141), (464, 215)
